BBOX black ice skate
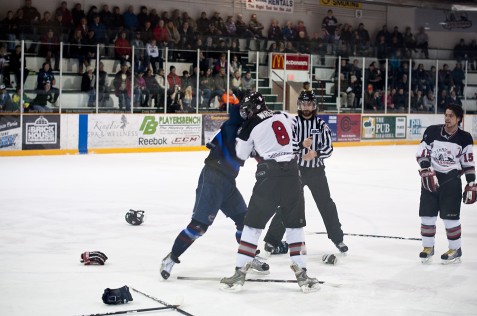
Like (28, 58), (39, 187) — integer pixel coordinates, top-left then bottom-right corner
(419, 246), (434, 264)
(335, 242), (349, 254)
(264, 241), (289, 255)
(441, 248), (462, 265)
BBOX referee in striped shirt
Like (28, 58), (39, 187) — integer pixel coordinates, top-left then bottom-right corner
(263, 90), (348, 254)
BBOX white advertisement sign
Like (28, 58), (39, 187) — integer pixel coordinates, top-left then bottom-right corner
(88, 114), (202, 149)
(246, 0), (294, 14)
(407, 114), (444, 140)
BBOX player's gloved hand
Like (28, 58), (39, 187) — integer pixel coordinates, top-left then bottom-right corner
(80, 251), (108, 265)
(463, 182), (477, 204)
(419, 167), (439, 192)
(303, 149), (319, 161)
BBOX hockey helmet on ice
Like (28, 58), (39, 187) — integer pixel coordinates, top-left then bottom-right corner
(125, 209), (145, 225)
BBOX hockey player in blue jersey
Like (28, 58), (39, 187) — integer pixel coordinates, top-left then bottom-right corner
(160, 103), (269, 279)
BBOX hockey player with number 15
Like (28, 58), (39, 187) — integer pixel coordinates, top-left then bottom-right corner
(416, 104), (475, 264)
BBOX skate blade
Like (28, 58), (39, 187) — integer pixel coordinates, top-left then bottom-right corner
(420, 257), (433, 264)
(300, 284), (321, 294)
(248, 269), (271, 275)
(160, 270), (171, 280)
(219, 283), (243, 293)
(441, 257), (461, 265)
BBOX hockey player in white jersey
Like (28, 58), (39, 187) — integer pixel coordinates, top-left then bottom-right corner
(220, 91), (319, 293)
(416, 104), (475, 264)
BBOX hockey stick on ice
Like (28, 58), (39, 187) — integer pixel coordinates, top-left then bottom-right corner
(176, 276), (342, 288)
(311, 232), (422, 241)
(130, 287), (194, 316)
(75, 306), (178, 316)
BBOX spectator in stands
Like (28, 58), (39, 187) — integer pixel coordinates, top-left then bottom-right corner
(133, 70), (149, 107)
(335, 73), (355, 109)
(145, 68), (162, 108)
(123, 5), (138, 34)
(131, 31), (146, 73)
(437, 89), (448, 112)
(31, 80), (54, 112)
(38, 28), (60, 71)
(229, 55), (242, 75)
(453, 38), (467, 63)
(13, 9), (28, 44)
(210, 11), (226, 34)
(77, 17), (89, 37)
(181, 70), (193, 92)
(86, 6), (98, 25)
(166, 20), (181, 58)
(38, 11), (54, 40)
(224, 15), (237, 39)
(446, 88), (462, 107)
(166, 83), (182, 113)
(113, 63), (132, 111)
(9, 45), (29, 87)
(231, 69), (243, 101)
(468, 39), (477, 71)
(285, 41), (298, 53)
(375, 25), (391, 47)
(178, 21), (194, 51)
(415, 26), (429, 59)
(213, 53), (227, 74)
(90, 14), (108, 54)
(81, 65), (96, 107)
(182, 12), (195, 33)
(390, 26), (403, 49)
(322, 10), (338, 52)
(2, 11), (17, 52)
(99, 5), (114, 47)
(451, 63), (465, 96)
(83, 29), (98, 67)
(438, 63), (453, 93)
(364, 84), (378, 111)
(356, 23), (371, 56)
(219, 88), (239, 111)
(36, 62), (59, 103)
(247, 13), (265, 51)
(114, 31), (132, 66)
(137, 6), (149, 30)
(415, 63), (430, 95)
(210, 67), (227, 108)
(235, 14), (253, 40)
(182, 85), (194, 112)
(366, 62), (383, 91)
(22, 0), (41, 31)
(381, 88), (395, 111)
(153, 19), (169, 47)
(296, 31), (310, 54)
(148, 9), (160, 28)
(376, 35), (387, 69)
(68, 28), (87, 74)
(0, 47), (11, 88)
(145, 39), (162, 74)
(341, 24), (354, 56)
(0, 84), (12, 111)
(392, 87), (408, 112)
(53, 12), (71, 44)
(411, 90), (425, 112)
(9, 86), (32, 112)
(241, 70), (255, 94)
(55, 1), (72, 29)
(199, 67), (213, 108)
(196, 12), (209, 35)
(422, 90), (435, 112)
(170, 9), (182, 29)
(161, 11), (171, 24)
(282, 21), (296, 43)
(309, 31), (327, 65)
(97, 61), (110, 107)
(71, 3), (85, 27)
(403, 27), (417, 58)
(167, 65), (182, 93)
(229, 38), (241, 53)
(111, 6), (124, 37)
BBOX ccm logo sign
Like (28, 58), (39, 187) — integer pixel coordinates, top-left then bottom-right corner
(271, 54), (309, 71)
(172, 135), (200, 144)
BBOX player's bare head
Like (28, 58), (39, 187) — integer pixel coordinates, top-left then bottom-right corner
(445, 104), (463, 125)
(297, 90), (317, 117)
(240, 91), (267, 119)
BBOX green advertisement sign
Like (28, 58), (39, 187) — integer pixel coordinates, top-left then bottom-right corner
(361, 116), (407, 139)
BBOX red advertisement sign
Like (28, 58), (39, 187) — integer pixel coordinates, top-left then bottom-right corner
(337, 114), (361, 142)
(271, 54), (309, 71)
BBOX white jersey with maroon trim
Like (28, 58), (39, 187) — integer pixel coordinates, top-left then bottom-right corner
(236, 110), (295, 162)
(416, 124), (475, 181)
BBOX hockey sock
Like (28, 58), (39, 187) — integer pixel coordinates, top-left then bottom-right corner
(443, 219), (461, 250)
(236, 225), (262, 268)
(171, 219), (208, 258)
(286, 227), (307, 269)
(420, 216), (437, 248)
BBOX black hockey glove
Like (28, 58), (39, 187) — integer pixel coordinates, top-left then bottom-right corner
(463, 182), (477, 204)
(419, 167), (439, 192)
(102, 285), (133, 305)
(80, 251), (108, 265)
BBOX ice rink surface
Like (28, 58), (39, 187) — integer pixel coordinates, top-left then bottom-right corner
(1, 145), (476, 316)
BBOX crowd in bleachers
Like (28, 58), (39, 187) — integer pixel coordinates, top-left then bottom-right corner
(0, 0), (477, 113)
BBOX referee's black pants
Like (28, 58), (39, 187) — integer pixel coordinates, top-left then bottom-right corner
(264, 165), (344, 246)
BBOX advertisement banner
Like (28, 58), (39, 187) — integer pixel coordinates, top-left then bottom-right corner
(416, 8), (476, 33)
(337, 114), (361, 142)
(202, 113), (228, 145)
(407, 115), (442, 140)
(361, 116), (406, 139)
(271, 54), (309, 71)
(319, 0), (362, 9)
(88, 114), (202, 149)
(246, 0), (293, 14)
(22, 115), (61, 150)
(0, 115), (22, 151)
(318, 115), (338, 142)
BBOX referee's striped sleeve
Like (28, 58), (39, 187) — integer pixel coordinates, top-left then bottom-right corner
(318, 120), (333, 159)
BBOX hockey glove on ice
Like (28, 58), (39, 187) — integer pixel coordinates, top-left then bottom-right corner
(80, 251), (108, 265)
(463, 182), (477, 204)
(419, 167), (439, 192)
(102, 285), (133, 305)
